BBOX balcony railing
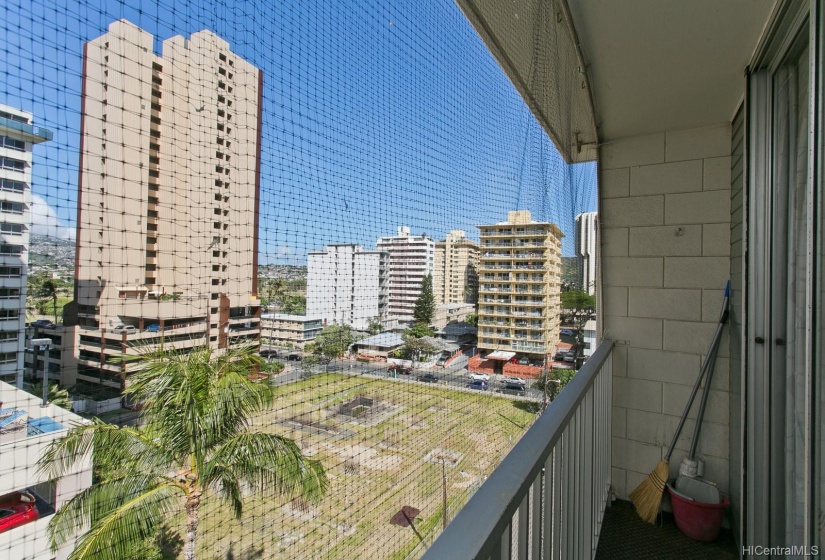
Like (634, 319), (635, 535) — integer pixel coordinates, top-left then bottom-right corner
(0, 116), (53, 142)
(424, 339), (614, 560)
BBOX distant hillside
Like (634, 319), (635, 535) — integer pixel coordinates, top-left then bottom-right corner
(259, 264), (307, 282)
(561, 257), (578, 288)
(29, 234), (75, 277)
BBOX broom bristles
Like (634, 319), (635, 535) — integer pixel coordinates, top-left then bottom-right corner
(629, 459), (669, 524)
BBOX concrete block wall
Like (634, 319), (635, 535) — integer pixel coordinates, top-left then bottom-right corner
(600, 125), (732, 499)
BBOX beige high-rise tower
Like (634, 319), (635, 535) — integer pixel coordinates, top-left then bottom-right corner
(434, 230), (479, 305)
(69, 20), (262, 391)
(476, 211), (563, 370)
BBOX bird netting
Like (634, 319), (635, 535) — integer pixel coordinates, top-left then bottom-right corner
(1, 0), (597, 558)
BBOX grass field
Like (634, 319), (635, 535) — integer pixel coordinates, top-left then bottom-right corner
(194, 372), (538, 559)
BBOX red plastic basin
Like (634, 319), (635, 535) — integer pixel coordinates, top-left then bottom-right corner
(668, 484), (729, 542)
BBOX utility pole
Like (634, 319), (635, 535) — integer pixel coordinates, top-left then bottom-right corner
(541, 355), (549, 412)
(441, 457), (448, 530)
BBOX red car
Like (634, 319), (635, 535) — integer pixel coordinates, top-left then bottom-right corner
(0, 492), (39, 534)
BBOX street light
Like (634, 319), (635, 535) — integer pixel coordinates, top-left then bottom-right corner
(28, 337), (52, 408)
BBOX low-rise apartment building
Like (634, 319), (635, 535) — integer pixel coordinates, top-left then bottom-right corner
(260, 313), (323, 348)
(433, 302), (475, 329)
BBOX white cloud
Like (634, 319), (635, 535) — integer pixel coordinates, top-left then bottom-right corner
(29, 194), (76, 240)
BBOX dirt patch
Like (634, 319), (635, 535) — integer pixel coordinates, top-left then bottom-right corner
(452, 470), (484, 489)
(424, 448), (463, 467)
(329, 395), (402, 426)
(322, 442), (403, 471)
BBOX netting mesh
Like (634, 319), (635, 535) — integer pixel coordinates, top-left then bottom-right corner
(1, 0), (596, 558)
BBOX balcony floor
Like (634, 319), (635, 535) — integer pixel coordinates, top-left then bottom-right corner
(595, 500), (738, 560)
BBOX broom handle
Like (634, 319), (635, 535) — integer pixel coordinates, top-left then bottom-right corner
(688, 281), (730, 458)
(688, 332), (722, 458)
(663, 281), (730, 462)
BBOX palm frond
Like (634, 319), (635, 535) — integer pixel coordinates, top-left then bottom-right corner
(119, 344), (271, 469)
(37, 421), (169, 481)
(49, 474), (182, 559)
(203, 432), (327, 510)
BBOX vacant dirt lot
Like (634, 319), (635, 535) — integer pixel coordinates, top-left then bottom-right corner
(196, 372), (538, 559)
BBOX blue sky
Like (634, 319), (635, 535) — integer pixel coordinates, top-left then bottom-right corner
(2, 0), (597, 264)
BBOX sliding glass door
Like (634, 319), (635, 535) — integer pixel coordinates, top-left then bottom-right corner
(745, 2), (822, 555)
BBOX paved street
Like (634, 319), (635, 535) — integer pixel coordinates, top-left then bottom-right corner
(269, 354), (545, 401)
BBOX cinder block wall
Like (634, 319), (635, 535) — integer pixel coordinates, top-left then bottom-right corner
(599, 125), (732, 499)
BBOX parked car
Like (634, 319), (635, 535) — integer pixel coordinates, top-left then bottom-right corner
(29, 319), (55, 328)
(502, 376), (526, 385)
(435, 355), (449, 366)
(388, 364), (411, 375)
(112, 325), (138, 334)
(418, 373), (439, 383)
(0, 492), (39, 534)
(286, 353), (302, 361)
(467, 380), (488, 391)
(468, 372), (490, 381)
(318, 356), (332, 365)
(563, 351), (576, 363)
(259, 349), (279, 359)
(145, 324), (161, 333)
(517, 357), (530, 365)
(560, 329), (575, 337)
(500, 383), (526, 396)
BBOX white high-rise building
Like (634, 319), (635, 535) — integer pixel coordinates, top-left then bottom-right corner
(306, 244), (386, 331)
(0, 105), (52, 387)
(575, 212), (597, 295)
(70, 20), (262, 391)
(376, 226), (435, 325)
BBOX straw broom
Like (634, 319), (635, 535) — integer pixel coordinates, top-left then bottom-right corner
(629, 455), (671, 523)
(630, 281), (730, 523)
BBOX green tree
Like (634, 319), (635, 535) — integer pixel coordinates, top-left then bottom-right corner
(534, 367), (576, 409)
(560, 290), (595, 366)
(402, 335), (437, 362)
(26, 382), (72, 410)
(28, 273), (60, 323)
(280, 295), (306, 315)
(404, 323), (434, 339)
(262, 361), (285, 375)
(260, 278), (286, 311)
(367, 317), (383, 335)
(465, 313), (478, 326)
(412, 274), (435, 325)
(38, 345), (326, 560)
(299, 355), (320, 376)
(311, 324), (354, 360)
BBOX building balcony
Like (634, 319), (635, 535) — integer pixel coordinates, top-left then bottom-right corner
(480, 253), (513, 261)
(0, 116), (53, 143)
(509, 341), (545, 352)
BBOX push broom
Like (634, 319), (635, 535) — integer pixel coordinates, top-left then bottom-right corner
(629, 281), (730, 523)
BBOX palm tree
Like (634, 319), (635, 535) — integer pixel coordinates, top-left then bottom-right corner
(26, 382), (72, 410)
(38, 344), (326, 560)
(38, 278), (59, 324)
